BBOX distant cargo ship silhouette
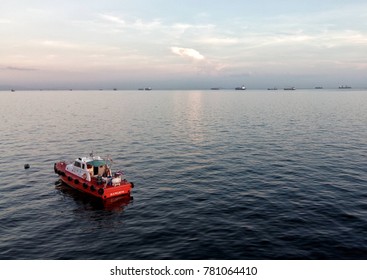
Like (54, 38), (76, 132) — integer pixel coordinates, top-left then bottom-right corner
(235, 85), (246, 90)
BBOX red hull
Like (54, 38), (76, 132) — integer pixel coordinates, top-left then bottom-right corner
(54, 161), (133, 200)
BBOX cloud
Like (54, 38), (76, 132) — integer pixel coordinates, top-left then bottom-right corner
(99, 14), (161, 31)
(171, 47), (205, 60)
(1, 66), (38, 71)
(172, 23), (215, 31)
(99, 14), (126, 25)
(170, 47), (228, 76)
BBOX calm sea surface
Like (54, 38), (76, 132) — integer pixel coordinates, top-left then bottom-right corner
(0, 89), (366, 259)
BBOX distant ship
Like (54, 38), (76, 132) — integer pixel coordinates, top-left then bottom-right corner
(315, 86), (323, 89)
(138, 87), (152, 91)
(235, 85), (246, 90)
(338, 85), (351, 89)
(211, 87), (220, 90)
(11, 89), (15, 92)
(267, 87), (278, 90)
(284, 87), (296, 90)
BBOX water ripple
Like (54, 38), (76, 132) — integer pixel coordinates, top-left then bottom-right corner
(0, 90), (367, 259)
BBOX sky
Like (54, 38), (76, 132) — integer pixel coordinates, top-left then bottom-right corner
(1, 0), (367, 89)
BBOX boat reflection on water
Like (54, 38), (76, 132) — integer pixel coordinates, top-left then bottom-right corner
(55, 180), (133, 211)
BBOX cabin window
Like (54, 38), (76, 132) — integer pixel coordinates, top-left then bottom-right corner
(93, 166), (98, 176)
(74, 161), (81, 168)
(82, 164), (85, 170)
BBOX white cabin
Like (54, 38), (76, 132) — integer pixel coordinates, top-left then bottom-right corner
(65, 156), (111, 182)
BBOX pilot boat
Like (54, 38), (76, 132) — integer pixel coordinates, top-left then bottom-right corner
(54, 154), (134, 200)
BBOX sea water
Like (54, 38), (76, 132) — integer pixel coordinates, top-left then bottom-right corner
(0, 89), (366, 259)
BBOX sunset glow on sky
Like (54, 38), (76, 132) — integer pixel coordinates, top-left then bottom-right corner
(1, 0), (367, 89)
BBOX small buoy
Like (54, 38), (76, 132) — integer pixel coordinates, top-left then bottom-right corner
(24, 164), (30, 169)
